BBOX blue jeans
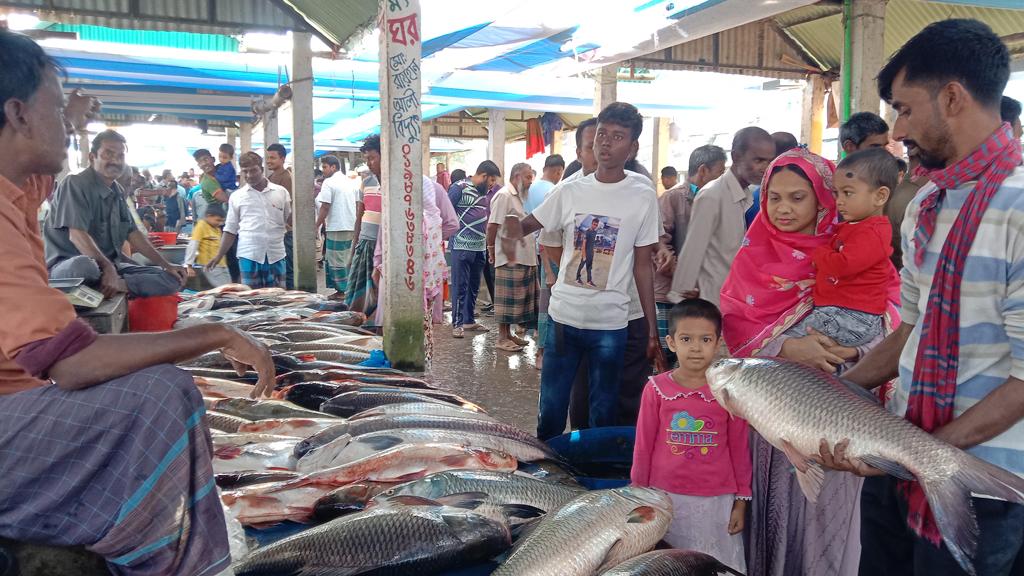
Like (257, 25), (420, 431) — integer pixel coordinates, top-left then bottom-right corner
(451, 249), (486, 328)
(537, 320), (628, 440)
(860, 475), (1024, 575)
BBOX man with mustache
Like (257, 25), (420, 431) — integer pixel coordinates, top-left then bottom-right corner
(45, 129), (187, 298)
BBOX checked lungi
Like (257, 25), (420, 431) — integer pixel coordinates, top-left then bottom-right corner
(0, 365), (230, 575)
(656, 301), (677, 366)
(325, 231), (355, 294)
(346, 238), (379, 321)
(494, 263), (538, 326)
(239, 257), (286, 289)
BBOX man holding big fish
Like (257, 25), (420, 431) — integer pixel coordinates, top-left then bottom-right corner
(821, 20), (1024, 575)
(0, 31), (275, 576)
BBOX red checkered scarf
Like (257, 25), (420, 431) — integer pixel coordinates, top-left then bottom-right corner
(902, 122), (1022, 544)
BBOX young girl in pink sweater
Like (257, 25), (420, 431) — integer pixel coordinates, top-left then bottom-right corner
(631, 298), (751, 571)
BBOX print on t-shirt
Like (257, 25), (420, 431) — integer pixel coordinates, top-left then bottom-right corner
(566, 213), (620, 291)
(667, 410), (719, 458)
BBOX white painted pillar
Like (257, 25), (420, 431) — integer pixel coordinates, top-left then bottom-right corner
(487, 109), (506, 177)
(801, 75), (828, 155)
(240, 122), (253, 153)
(291, 31), (317, 293)
(226, 126), (238, 150)
(263, 109), (279, 151)
(842, 0), (887, 115)
(379, 0), (425, 370)
(652, 117), (671, 194)
(594, 64), (618, 115)
(76, 130), (89, 170)
(422, 120), (432, 176)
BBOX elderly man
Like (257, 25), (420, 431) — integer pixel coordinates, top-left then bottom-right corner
(44, 129), (187, 298)
(207, 152), (291, 289)
(839, 111), (890, 155)
(0, 29), (273, 575)
(487, 162), (538, 352)
(669, 127), (774, 306)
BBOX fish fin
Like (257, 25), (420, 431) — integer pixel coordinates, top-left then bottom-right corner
(778, 438), (825, 504)
(837, 377), (881, 405)
(353, 434), (405, 451)
(626, 505), (657, 523)
(499, 504), (546, 520)
(432, 492), (490, 509)
(778, 438), (811, 473)
(595, 538), (628, 573)
(385, 495), (442, 507)
(858, 455), (915, 481)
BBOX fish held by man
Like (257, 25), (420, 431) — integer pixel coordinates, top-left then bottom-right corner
(599, 549), (745, 576)
(706, 357), (1024, 575)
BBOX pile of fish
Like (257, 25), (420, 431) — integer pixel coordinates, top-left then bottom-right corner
(182, 285), (745, 575)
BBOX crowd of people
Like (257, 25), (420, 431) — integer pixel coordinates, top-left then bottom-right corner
(1, 14), (1024, 576)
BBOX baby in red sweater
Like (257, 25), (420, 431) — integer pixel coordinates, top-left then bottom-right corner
(795, 148), (900, 347)
(631, 299), (750, 572)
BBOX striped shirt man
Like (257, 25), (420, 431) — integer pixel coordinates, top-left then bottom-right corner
(894, 167), (1024, 476)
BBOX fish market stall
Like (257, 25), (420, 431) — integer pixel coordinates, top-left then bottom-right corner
(173, 284), (693, 576)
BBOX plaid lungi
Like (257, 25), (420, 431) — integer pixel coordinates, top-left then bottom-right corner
(345, 238), (379, 321)
(494, 263), (538, 326)
(656, 301), (677, 366)
(0, 365), (229, 575)
(325, 230), (355, 294)
(238, 257), (286, 289)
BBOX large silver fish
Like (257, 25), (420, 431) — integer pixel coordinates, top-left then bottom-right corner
(206, 397), (334, 421)
(599, 550), (744, 575)
(296, 428), (555, 473)
(706, 357), (1024, 575)
(232, 500), (510, 576)
(492, 487), (672, 576)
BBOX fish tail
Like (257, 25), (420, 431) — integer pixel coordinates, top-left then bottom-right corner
(921, 453), (1024, 576)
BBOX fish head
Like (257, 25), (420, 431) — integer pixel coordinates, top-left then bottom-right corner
(615, 486), (673, 516)
(441, 509), (512, 547)
(378, 473), (448, 501)
(705, 358), (748, 413)
(466, 448), (517, 471)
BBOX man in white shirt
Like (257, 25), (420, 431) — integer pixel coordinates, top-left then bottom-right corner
(668, 127), (775, 306)
(502, 102), (662, 440)
(315, 155), (358, 300)
(206, 151), (291, 289)
(487, 162), (538, 353)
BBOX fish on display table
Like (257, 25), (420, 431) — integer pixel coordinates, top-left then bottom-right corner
(493, 486), (673, 576)
(224, 443), (517, 526)
(235, 418), (343, 438)
(207, 397), (335, 421)
(313, 480), (405, 520)
(706, 357), (1024, 575)
(193, 376), (256, 399)
(206, 411), (253, 433)
(296, 428), (556, 473)
(319, 390), (481, 418)
(212, 439), (299, 474)
(212, 433), (302, 449)
(347, 401), (495, 422)
(232, 500), (510, 576)
(599, 549), (745, 575)
(216, 470), (301, 490)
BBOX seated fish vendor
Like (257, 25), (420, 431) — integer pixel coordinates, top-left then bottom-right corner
(0, 30), (275, 575)
(43, 128), (188, 298)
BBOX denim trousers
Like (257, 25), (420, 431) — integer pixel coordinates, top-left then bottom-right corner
(450, 249), (486, 328)
(537, 320), (628, 440)
(860, 475), (1024, 576)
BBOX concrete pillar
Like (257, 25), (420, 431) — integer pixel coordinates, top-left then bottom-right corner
(652, 117), (671, 194)
(226, 126), (238, 150)
(291, 31), (318, 293)
(379, 0), (425, 370)
(76, 130), (89, 170)
(263, 109), (279, 151)
(240, 122), (253, 153)
(594, 64), (618, 115)
(842, 0), (887, 117)
(422, 121), (432, 176)
(487, 109), (506, 177)
(801, 75), (828, 155)
(550, 130), (563, 156)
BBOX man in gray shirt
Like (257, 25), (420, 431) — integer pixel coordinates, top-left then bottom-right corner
(45, 130), (187, 298)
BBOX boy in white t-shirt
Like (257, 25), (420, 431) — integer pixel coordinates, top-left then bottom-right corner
(501, 102), (663, 440)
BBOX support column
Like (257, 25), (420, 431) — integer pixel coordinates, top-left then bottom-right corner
(291, 31), (317, 293)
(652, 117), (671, 194)
(841, 0), (887, 118)
(379, 0), (425, 370)
(487, 109), (506, 177)
(76, 130), (89, 170)
(240, 122), (253, 153)
(550, 130), (563, 156)
(800, 75), (828, 155)
(594, 65), (618, 115)
(226, 126), (238, 150)
(422, 121), (432, 176)
(262, 109), (279, 151)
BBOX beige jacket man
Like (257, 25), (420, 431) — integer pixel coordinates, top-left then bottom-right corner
(667, 169), (751, 306)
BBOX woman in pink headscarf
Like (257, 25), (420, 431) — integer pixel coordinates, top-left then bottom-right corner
(720, 148), (900, 576)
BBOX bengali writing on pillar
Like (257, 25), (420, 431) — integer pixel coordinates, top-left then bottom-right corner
(403, 143), (417, 292)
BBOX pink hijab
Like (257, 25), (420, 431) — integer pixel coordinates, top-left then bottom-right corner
(721, 148), (900, 357)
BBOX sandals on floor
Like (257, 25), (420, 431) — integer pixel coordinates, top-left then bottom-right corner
(495, 340), (524, 352)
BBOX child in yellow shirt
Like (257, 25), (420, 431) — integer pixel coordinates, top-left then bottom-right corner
(184, 205), (230, 287)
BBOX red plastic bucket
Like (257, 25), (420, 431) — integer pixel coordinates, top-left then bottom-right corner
(149, 232), (179, 246)
(128, 295), (180, 332)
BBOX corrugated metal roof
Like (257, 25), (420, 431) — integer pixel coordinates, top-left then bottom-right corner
(47, 23), (239, 51)
(784, 0), (1024, 70)
(282, 0), (377, 50)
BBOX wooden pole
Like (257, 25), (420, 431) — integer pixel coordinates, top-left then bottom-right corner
(841, 0), (887, 116)
(487, 109), (506, 177)
(240, 122), (253, 154)
(800, 75), (827, 155)
(652, 117), (670, 194)
(262, 109), (279, 152)
(291, 31), (318, 293)
(594, 65), (618, 115)
(379, 0), (425, 371)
